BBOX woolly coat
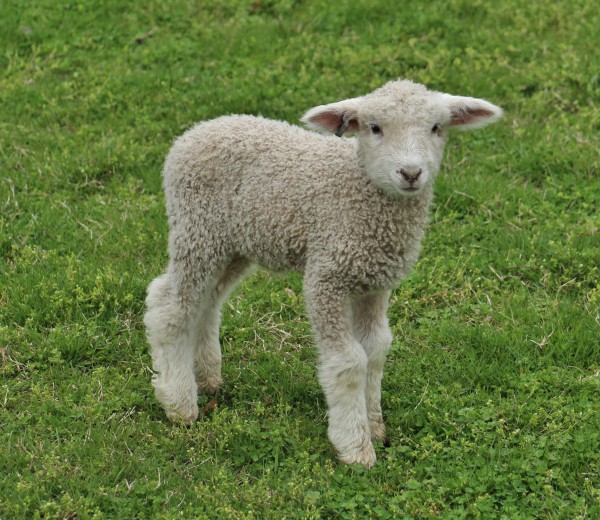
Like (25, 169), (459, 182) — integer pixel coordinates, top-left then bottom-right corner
(162, 115), (433, 297)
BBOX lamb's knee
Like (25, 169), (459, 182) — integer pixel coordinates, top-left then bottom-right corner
(371, 324), (393, 350)
(319, 344), (368, 400)
(145, 274), (172, 312)
(145, 274), (175, 322)
(144, 274), (193, 343)
(362, 324), (392, 368)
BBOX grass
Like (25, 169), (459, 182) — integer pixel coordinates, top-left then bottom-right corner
(1, 0), (599, 517)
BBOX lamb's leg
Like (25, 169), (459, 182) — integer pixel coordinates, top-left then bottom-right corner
(304, 277), (375, 468)
(144, 272), (203, 423)
(193, 256), (253, 394)
(352, 291), (393, 444)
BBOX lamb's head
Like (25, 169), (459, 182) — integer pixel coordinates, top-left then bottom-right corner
(302, 79), (503, 197)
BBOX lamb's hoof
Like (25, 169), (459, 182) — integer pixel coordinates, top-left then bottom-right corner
(196, 375), (223, 396)
(369, 418), (387, 443)
(163, 402), (199, 425)
(153, 378), (199, 424)
(337, 442), (377, 469)
(383, 436), (391, 448)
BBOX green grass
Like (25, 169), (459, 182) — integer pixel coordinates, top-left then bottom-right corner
(1, 0), (599, 517)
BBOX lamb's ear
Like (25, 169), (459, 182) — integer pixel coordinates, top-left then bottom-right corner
(442, 94), (503, 130)
(301, 98), (361, 136)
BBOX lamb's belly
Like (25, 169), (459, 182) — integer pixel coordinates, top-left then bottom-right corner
(235, 228), (307, 273)
(250, 246), (307, 273)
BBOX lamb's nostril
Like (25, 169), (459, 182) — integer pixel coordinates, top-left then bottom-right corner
(399, 168), (423, 182)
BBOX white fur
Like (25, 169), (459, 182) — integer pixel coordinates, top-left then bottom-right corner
(144, 78), (502, 467)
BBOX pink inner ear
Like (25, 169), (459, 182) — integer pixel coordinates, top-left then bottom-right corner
(309, 111), (344, 132)
(450, 107), (494, 126)
(309, 111), (359, 134)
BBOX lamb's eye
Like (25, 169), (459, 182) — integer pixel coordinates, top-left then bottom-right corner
(370, 124), (382, 135)
(432, 123), (441, 134)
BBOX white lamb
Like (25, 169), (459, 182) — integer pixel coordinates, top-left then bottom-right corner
(144, 79), (502, 467)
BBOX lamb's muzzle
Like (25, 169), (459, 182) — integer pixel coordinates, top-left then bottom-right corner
(398, 168), (423, 182)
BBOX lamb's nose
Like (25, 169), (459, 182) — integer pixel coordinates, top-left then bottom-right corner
(399, 168), (423, 182)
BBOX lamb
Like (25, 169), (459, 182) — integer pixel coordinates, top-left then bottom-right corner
(144, 78), (503, 468)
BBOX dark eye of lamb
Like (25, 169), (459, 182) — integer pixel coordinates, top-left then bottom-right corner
(432, 123), (440, 133)
(370, 124), (382, 134)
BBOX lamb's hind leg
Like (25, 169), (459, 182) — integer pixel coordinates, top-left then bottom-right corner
(193, 256), (253, 394)
(352, 290), (393, 444)
(144, 272), (205, 423)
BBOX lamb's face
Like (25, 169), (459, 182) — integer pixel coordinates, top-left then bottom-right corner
(301, 79), (503, 198)
(356, 97), (450, 197)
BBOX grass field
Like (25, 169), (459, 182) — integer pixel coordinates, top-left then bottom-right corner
(1, 0), (599, 517)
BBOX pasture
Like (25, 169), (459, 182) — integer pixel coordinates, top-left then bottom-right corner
(1, 0), (598, 517)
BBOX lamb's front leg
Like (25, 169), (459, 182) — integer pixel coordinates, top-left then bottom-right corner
(352, 290), (393, 444)
(304, 278), (375, 468)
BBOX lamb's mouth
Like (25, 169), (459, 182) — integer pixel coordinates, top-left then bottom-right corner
(400, 186), (421, 194)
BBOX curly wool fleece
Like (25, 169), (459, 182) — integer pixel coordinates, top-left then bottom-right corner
(144, 79), (503, 467)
